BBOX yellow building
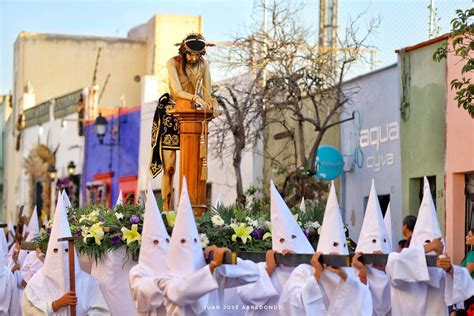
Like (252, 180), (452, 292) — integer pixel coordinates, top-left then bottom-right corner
(4, 14), (202, 222)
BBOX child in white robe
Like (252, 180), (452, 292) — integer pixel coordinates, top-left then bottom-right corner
(129, 183), (170, 316)
(278, 181), (373, 315)
(0, 228), (21, 316)
(386, 177), (474, 316)
(351, 180), (392, 316)
(23, 195), (110, 315)
(237, 181), (317, 316)
(158, 178), (259, 316)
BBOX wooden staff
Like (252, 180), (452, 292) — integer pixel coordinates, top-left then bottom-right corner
(58, 236), (80, 316)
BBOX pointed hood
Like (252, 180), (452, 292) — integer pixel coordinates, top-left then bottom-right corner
(356, 180), (391, 254)
(138, 182), (170, 275)
(411, 177), (443, 249)
(62, 190), (72, 209)
(42, 196), (81, 293)
(25, 206), (40, 242)
(18, 206), (40, 263)
(270, 181), (313, 253)
(115, 191), (123, 206)
(384, 203), (395, 252)
(299, 197), (306, 213)
(166, 177), (205, 277)
(214, 193), (222, 209)
(316, 182), (348, 255)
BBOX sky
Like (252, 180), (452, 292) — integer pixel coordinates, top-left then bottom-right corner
(0, 0), (472, 95)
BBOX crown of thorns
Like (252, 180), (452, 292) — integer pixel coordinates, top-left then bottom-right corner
(175, 33), (214, 54)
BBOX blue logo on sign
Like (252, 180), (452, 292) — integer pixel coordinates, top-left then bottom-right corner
(316, 145), (343, 180)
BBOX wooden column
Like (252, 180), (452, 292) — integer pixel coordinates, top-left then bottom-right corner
(170, 98), (214, 216)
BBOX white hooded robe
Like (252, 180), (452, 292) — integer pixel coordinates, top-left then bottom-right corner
(386, 177), (474, 316)
(22, 195), (110, 316)
(277, 181), (373, 316)
(158, 178), (259, 316)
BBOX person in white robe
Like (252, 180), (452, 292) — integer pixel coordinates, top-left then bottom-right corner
(352, 180), (392, 316)
(1, 226), (8, 265)
(386, 177), (474, 316)
(20, 192), (69, 288)
(129, 183), (170, 316)
(22, 194), (110, 315)
(0, 226), (21, 316)
(383, 203), (395, 252)
(20, 249), (44, 284)
(237, 180), (316, 316)
(16, 206), (40, 290)
(158, 177), (259, 316)
(278, 181), (373, 315)
(90, 189), (137, 316)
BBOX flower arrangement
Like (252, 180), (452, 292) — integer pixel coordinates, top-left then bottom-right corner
(32, 184), (357, 262)
(34, 204), (145, 263)
(195, 200), (325, 252)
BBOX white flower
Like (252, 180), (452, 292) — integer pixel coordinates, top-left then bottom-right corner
(304, 221), (321, 232)
(211, 215), (225, 227)
(200, 233), (209, 248)
(245, 216), (259, 228)
(115, 212), (124, 220)
(317, 226), (322, 235)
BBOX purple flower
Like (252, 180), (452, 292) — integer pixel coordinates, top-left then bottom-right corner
(99, 216), (105, 222)
(250, 229), (263, 240)
(47, 227), (52, 234)
(130, 215), (140, 224)
(110, 235), (122, 245)
(68, 214), (76, 221)
(74, 228), (82, 236)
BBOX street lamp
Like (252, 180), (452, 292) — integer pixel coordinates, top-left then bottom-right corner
(67, 161), (76, 176)
(94, 112), (108, 144)
(48, 165), (57, 181)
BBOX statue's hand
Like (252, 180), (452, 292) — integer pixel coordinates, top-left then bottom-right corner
(194, 97), (209, 109)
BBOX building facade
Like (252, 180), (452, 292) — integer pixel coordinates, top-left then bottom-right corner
(340, 64), (402, 243)
(83, 107), (141, 207)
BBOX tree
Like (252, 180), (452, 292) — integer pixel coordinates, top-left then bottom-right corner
(433, 8), (474, 117)
(210, 73), (263, 206)
(212, 0), (378, 205)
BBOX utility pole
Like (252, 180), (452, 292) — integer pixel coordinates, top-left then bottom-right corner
(319, 0), (338, 49)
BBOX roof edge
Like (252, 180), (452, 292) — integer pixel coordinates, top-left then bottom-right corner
(395, 33), (449, 54)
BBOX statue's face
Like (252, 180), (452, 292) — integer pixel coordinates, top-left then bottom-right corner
(185, 52), (200, 65)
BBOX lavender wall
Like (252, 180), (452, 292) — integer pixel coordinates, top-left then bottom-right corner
(82, 108), (140, 205)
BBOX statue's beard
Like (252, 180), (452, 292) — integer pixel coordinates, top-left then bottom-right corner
(187, 59), (199, 65)
(186, 56), (200, 65)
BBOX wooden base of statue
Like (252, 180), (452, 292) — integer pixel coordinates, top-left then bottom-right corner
(170, 98), (214, 217)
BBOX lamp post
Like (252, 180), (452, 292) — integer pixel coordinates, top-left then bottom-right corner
(48, 165), (57, 181)
(94, 112), (108, 145)
(67, 161), (76, 176)
(48, 165), (57, 217)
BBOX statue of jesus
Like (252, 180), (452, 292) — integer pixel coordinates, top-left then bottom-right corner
(149, 33), (216, 211)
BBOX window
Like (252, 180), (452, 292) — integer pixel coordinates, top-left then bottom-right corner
(408, 176), (436, 214)
(363, 194), (391, 216)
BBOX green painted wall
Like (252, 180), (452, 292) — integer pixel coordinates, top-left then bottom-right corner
(400, 42), (446, 231)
